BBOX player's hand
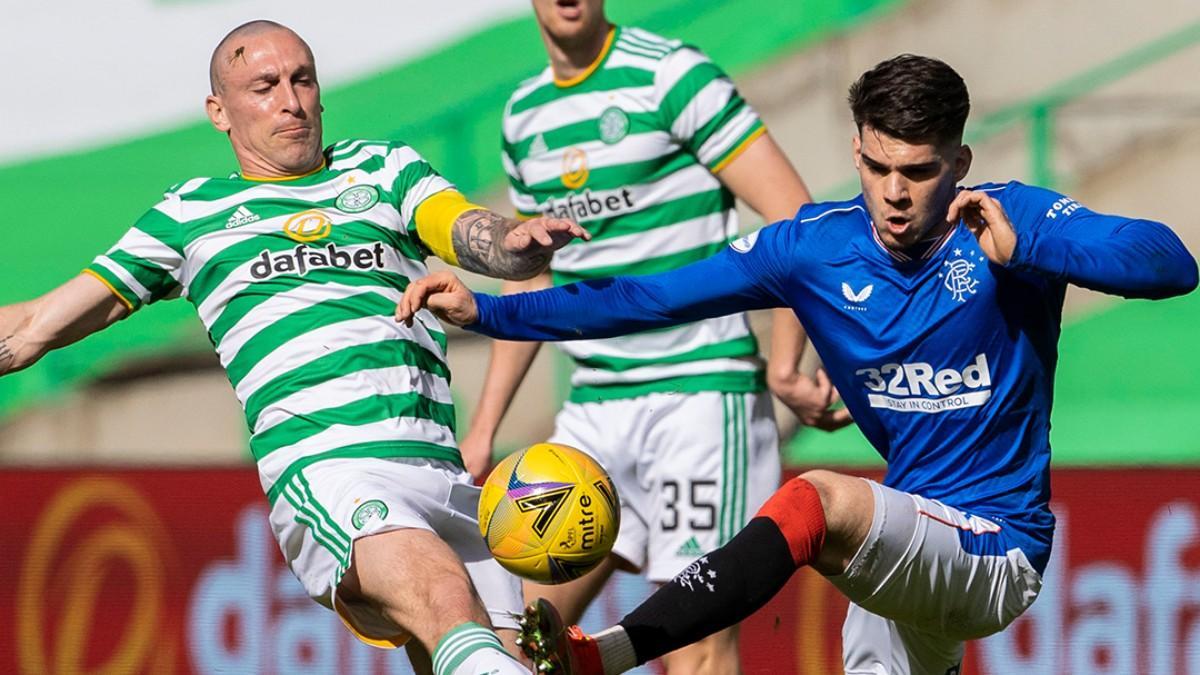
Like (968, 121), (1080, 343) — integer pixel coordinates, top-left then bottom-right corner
(947, 190), (1017, 265)
(769, 368), (855, 432)
(396, 271), (478, 327)
(458, 430), (495, 482)
(504, 217), (590, 257)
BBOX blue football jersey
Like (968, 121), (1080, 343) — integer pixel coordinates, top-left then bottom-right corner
(472, 180), (1198, 574)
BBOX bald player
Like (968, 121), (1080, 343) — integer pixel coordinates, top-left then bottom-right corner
(0, 20), (589, 675)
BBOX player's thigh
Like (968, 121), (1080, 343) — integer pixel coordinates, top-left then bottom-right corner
(343, 527), (487, 648)
(435, 477), (524, 635)
(827, 481), (1043, 639)
(643, 390), (781, 582)
(842, 602), (964, 675)
(277, 458), (519, 650)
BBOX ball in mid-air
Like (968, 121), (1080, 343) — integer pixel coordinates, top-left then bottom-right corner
(478, 443), (620, 584)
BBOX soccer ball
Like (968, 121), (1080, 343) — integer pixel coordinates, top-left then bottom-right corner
(478, 443), (620, 584)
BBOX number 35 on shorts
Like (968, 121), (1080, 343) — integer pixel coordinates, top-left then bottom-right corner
(660, 479), (718, 532)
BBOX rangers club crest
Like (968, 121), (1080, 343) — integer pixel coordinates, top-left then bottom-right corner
(942, 256), (980, 302)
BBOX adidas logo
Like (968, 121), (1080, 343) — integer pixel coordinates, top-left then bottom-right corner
(225, 205), (261, 229)
(675, 536), (704, 558)
(529, 133), (549, 157)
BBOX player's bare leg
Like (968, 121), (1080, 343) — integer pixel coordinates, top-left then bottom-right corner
(341, 528), (530, 674)
(659, 624), (740, 674)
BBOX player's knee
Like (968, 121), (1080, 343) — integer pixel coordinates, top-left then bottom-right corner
(796, 469), (841, 514)
(753, 475), (828, 566)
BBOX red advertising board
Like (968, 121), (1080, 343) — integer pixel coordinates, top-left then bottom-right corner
(1, 469), (1198, 674)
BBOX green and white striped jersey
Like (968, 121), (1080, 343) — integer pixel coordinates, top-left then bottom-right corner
(86, 140), (460, 505)
(502, 26), (766, 403)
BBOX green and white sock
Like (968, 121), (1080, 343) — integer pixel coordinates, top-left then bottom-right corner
(432, 622), (528, 675)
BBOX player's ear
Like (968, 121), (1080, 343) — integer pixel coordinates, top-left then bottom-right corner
(954, 144), (972, 182)
(852, 133), (862, 170)
(206, 95), (231, 133)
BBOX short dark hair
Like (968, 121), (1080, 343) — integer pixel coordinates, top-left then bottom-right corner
(847, 54), (970, 145)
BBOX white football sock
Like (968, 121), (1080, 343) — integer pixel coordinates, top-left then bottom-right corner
(595, 625), (638, 674)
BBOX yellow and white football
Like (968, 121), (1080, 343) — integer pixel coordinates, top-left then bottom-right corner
(478, 443), (620, 584)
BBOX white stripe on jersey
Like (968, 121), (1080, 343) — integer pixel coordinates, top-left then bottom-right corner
(400, 175), (454, 227)
(697, 106), (759, 165)
(507, 186), (540, 214)
(624, 26), (680, 50)
(110, 228), (184, 280)
(217, 282), (405, 367)
(504, 87), (657, 142)
(255, 364), (453, 434)
(563, 314), (753, 362)
(672, 78), (737, 148)
(234, 312), (445, 405)
(516, 132), (674, 186)
(507, 71), (555, 111)
(605, 49), (663, 72)
(614, 40), (665, 60)
(654, 48), (711, 98)
(551, 211), (729, 272)
(94, 256), (152, 303)
(257, 416), (458, 490)
(566, 356), (760, 388)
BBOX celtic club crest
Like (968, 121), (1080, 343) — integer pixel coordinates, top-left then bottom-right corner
(351, 499), (389, 530)
(942, 258), (979, 302)
(598, 106), (630, 144)
(335, 185), (380, 214)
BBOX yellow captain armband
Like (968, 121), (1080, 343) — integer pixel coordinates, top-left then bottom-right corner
(414, 190), (487, 267)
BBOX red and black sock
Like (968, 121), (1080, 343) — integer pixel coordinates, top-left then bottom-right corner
(617, 478), (826, 664)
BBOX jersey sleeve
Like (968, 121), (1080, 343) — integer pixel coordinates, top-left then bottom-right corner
(85, 202), (185, 312)
(470, 218), (794, 341)
(386, 141), (491, 267)
(654, 46), (765, 173)
(999, 182), (1198, 299)
(385, 141), (456, 242)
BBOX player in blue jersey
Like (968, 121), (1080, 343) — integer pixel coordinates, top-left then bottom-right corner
(397, 54), (1199, 674)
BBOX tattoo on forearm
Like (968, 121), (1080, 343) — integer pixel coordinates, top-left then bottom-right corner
(0, 334), (15, 372)
(451, 209), (548, 279)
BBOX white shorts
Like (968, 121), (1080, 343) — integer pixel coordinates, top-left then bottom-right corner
(827, 480), (1043, 675)
(268, 457), (522, 646)
(550, 390), (780, 582)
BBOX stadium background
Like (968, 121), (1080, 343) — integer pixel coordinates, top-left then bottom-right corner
(1, 0), (1198, 672)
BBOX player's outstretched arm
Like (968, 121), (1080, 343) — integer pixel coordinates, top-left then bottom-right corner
(399, 243), (784, 342)
(950, 187), (1199, 299)
(450, 208), (589, 281)
(0, 274), (129, 377)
